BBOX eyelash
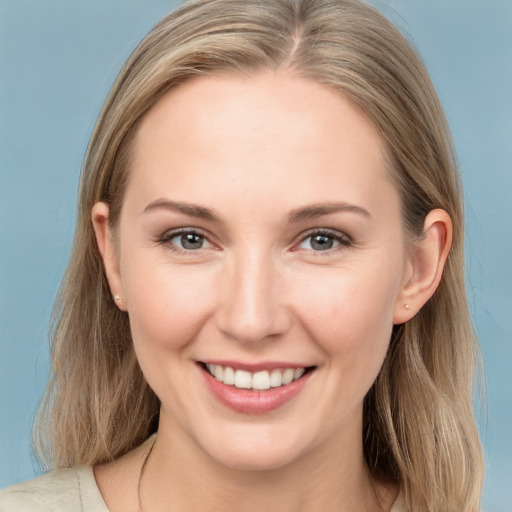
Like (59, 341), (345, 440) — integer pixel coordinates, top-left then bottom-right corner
(158, 227), (352, 255)
(295, 228), (352, 254)
(158, 228), (214, 255)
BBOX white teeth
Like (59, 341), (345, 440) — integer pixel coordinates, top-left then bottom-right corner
(252, 371), (271, 390)
(214, 365), (224, 381)
(294, 368), (305, 380)
(234, 369), (252, 389)
(281, 368), (294, 385)
(206, 364), (308, 390)
(270, 369), (282, 387)
(223, 366), (235, 385)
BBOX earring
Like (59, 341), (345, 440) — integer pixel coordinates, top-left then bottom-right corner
(404, 303), (410, 310)
(113, 295), (125, 306)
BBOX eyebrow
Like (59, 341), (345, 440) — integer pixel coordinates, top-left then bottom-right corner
(143, 199), (221, 222)
(288, 202), (371, 223)
(143, 199), (370, 224)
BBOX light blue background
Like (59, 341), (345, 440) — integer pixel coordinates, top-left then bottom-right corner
(1, 1), (511, 510)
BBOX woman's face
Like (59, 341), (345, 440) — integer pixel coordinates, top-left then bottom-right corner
(98, 72), (414, 470)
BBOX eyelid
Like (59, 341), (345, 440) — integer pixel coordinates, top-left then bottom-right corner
(293, 227), (352, 252)
(157, 226), (351, 254)
(159, 227), (218, 253)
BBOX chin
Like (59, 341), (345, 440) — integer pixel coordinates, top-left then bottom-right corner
(198, 425), (315, 472)
(209, 445), (304, 472)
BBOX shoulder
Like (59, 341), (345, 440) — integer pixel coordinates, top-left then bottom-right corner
(0, 466), (108, 512)
(0, 467), (80, 512)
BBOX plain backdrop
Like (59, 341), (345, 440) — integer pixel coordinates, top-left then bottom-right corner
(1, 1), (511, 510)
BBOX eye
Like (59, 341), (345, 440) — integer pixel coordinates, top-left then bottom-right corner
(161, 228), (214, 253)
(296, 229), (350, 252)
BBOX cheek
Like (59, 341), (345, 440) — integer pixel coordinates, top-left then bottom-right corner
(291, 264), (399, 370)
(121, 255), (216, 353)
(119, 255), (220, 411)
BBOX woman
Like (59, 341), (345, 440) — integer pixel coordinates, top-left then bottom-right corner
(0, 0), (483, 510)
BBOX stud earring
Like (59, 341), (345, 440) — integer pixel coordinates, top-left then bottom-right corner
(113, 295), (125, 306)
(404, 303), (410, 310)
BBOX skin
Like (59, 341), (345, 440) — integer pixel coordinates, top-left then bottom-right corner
(92, 71), (451, 512)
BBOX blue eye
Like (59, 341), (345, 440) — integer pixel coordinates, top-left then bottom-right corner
(175, 232), (204, 250)
(297, 230), (349, 252)
(162, 229), (213, 252)
(309, 233), (336, 251)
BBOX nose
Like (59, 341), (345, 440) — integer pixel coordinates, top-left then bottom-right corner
(215, 249), (291, 344)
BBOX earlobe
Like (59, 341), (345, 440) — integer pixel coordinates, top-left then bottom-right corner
(91, 202), (126, 311)
(393, 209), (452, 324)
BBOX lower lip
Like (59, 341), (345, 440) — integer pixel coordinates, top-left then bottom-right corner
(201, 367), (313, 415)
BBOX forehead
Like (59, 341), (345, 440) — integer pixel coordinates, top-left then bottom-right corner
(125, 71), (399, 222)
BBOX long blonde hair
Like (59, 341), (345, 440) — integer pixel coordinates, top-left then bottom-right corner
(34, 0), (484, 509)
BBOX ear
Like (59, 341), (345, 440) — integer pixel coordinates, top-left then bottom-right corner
(393, 209), (452, 324)
(91, 202), (126, 311)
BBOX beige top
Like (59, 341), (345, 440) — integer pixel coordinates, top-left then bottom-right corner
(0, 467), (108, 512)
(0, 467), (403, 511)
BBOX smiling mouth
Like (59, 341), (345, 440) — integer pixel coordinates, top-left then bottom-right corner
(200, 363), (316, 391)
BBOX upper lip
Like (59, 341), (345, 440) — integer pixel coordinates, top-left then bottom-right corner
(198, 360), (314, 372)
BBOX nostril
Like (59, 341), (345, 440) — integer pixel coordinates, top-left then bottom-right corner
(215, 302), (293, 344)
(214, 263), (292, 344)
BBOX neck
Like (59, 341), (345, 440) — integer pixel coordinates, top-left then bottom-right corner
(139, 413), (394, 512)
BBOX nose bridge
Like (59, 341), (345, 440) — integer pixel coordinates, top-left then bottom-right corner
(217, 245), (288, 343)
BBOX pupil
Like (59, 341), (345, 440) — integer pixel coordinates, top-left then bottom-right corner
(181, 233), (203, 250)
(311, 234), (333, 251)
